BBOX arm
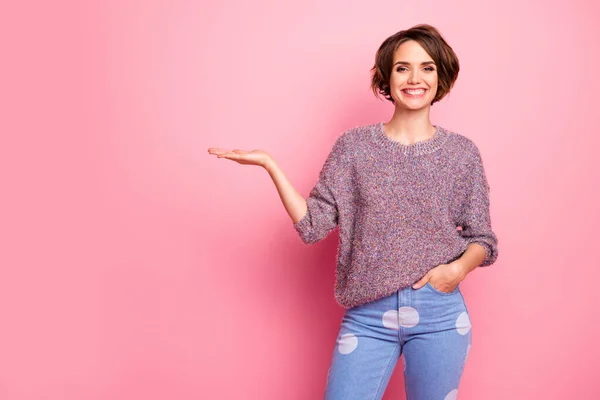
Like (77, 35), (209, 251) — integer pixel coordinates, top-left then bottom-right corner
(264, 159), (308, 225)
(456, 144), (499, 269)
(209, 146), (309, 224)
(275, 134), (352, 245)
(453, 243), (487, 278)
(208, 133), (351, 245)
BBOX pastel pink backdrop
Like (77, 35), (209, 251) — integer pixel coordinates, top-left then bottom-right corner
(1, 0), (599, 399)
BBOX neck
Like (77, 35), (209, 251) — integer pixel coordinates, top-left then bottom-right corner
(384, 107), (435, 145)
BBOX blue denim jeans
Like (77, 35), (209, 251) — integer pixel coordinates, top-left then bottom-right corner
(325, 282), (472, 400)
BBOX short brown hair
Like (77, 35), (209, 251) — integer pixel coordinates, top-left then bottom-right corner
(370, 24), (460, 105)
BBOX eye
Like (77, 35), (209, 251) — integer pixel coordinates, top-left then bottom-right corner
(395, 66), (435, 72)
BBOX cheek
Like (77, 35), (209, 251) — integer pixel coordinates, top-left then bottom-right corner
(389, 74), (397, 87)
(431, 76), (439, 88)
(428, 78), (438, 93)
(390, 78), (402, 91)
(390, 72), (403, 86)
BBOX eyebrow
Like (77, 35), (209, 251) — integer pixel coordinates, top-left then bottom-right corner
(393, 61), (436, 66)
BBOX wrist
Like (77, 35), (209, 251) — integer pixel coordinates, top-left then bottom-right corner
(263, 158), (276, 172)
(451, 260), (471, 280)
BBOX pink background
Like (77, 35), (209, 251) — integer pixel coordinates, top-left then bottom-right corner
(2, 0), (599, 399)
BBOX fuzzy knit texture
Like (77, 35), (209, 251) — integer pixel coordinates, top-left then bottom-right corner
(293, 122), (499, 309)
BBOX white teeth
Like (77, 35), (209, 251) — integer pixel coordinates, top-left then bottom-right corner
(404, 89), (425, 95)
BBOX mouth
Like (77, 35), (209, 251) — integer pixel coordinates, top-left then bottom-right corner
(401, 88), (427, 98)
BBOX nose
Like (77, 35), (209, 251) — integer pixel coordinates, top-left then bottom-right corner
(407, 69), (420, 84)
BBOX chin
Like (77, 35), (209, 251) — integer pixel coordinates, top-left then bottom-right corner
(399, 101), (432, 111)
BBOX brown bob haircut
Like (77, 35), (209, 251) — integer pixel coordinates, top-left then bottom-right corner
(370, 24), (460, 106)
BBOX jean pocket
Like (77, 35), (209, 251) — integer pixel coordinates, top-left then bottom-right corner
(425, 281), (460, 296)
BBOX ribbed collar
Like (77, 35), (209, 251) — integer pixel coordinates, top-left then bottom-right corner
(371, 122), (449, 156)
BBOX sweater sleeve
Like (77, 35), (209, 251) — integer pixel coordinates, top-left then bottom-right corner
(457, 144), (499, 267)
(293, 133), (353, 245)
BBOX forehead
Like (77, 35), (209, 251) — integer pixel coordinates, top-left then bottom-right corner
(393, 40), (434, 63)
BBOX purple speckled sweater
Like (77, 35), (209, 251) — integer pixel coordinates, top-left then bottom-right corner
(293, 122), (499, 309)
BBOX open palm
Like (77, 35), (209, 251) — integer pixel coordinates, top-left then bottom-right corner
(207, 148), (272, 168)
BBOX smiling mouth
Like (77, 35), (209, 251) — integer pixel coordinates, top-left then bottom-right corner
(402, 89), (427, 96)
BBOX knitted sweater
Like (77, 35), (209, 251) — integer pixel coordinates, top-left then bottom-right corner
(293, 122), (499, 309)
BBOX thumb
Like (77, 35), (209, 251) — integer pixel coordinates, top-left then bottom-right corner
(412, 274), (430, 290)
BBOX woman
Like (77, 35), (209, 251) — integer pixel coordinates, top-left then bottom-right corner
(208, 24), (498, 400)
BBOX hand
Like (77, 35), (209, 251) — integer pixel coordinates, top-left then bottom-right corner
(207, 148), (273, 169)
(412, 262), (466, 292)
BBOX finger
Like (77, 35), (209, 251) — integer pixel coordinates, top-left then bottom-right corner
(219, 152), (242, 160)
(232, 149), (247, 154)
(412, 274), (430, 289)
(412, 280), (424, 289)
(208, 148), (229, 155)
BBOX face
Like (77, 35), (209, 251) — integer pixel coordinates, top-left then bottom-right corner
(389, 40), (438, 110)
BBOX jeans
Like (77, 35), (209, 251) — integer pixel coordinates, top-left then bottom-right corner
(325, 282), (472, 400)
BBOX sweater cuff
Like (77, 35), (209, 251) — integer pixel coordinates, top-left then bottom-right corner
(466, 239), (497, 267)
(293, 212), (313, 244)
